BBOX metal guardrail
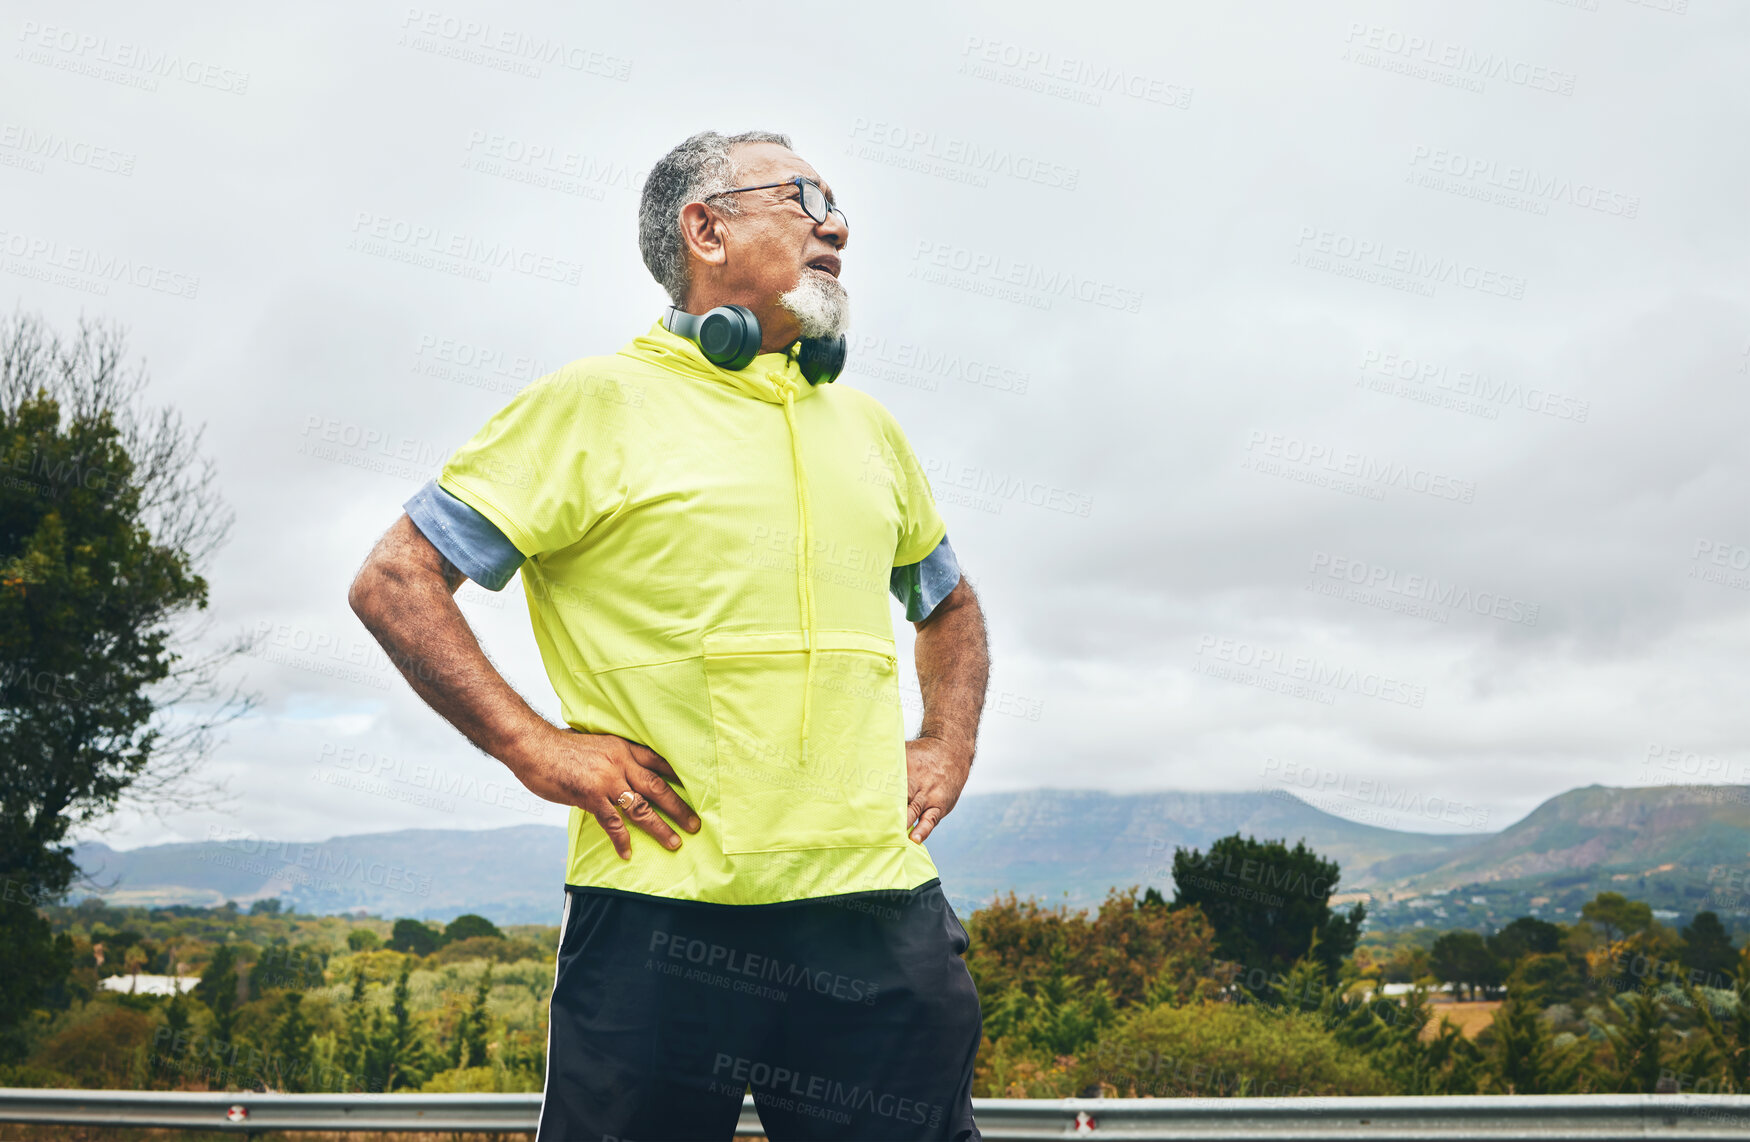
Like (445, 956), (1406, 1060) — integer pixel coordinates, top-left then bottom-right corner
(3, 1089), (1750, 1139)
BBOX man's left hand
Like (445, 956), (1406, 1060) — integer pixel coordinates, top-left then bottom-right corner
(905, 735), (971, 844)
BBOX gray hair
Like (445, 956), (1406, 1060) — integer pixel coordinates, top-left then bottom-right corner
(639, 129), (793, 307)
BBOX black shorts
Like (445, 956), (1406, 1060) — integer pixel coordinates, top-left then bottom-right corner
(536, 877), (983, 1142)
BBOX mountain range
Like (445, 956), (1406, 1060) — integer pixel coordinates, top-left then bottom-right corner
(70, 784), (1750, 928)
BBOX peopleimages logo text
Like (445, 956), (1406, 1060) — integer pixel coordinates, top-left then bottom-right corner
(1408, 145), (1638, 218)
(350, 213), (581, 285)
(1244, 431), (1477, 504)
(1195, 635), (1427, 708)
(1358, 350), (1589, 422)
(1295, 228), (1526, 299)
(848, 119), (1079, 189)
(201, 827), (432, 897)
(1342, 23), (1576, 95)
(16, 21), (251, 93)
(0, 229), (200, 298)
(1308, 552), (1540, 626)
(398, 9), (630, 79)
(910, 240), (1143, 314)
(959, 37), (1192, 107)
(1262, 757), (1491, 829)
(648, 931), (879, 1005)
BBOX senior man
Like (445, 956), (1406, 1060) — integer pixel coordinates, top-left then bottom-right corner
(349, 129), (990, 1141)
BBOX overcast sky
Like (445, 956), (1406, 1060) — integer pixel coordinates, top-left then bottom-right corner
(8, 0), (1747, 854)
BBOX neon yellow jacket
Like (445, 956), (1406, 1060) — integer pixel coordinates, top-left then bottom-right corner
(438, 321), (948, 904)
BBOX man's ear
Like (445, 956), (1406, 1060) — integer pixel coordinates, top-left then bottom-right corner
(678, 201), (729, 270)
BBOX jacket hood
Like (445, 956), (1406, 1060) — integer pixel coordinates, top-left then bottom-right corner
(624, 320), (820, 406)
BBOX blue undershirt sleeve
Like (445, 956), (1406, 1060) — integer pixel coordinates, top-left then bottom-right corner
(404, 478), (527, 591)
(890, 534), (963, 623)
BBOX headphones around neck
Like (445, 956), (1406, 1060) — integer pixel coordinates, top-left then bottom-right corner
(663, 305), (845, 386)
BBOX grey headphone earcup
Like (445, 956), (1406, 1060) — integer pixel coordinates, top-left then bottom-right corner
(797, 335), (846, 385)
(697, 305), (760, 370)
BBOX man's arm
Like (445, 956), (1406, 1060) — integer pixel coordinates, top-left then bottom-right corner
(346, 514), (699, 858)
(904, 575), (990, 843)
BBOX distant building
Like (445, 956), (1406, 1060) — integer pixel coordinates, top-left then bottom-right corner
(1380, 982), (1455, 997)
(99, 974), (200, 996)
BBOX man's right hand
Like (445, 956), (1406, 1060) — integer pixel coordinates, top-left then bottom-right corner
(349, 516), (701, 862)
(510, 728), (701, 860)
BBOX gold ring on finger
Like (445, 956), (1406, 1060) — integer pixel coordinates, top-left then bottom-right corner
(616, 790), (638, 812)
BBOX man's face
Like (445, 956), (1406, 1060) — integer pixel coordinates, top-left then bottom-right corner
(706, 142), (850, 347)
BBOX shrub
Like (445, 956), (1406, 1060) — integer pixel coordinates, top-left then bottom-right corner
(429, 936), (547, 966)
(1076, 1002), (1391, 1098)
(0, 1062), (75, 1088)
(972, 1034), (1078, 1099)
(36, 1006), (156, 1088)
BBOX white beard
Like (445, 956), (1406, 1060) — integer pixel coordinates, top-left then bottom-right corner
(778, 266), (851, 340)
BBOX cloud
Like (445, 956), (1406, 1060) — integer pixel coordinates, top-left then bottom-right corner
(9, 0), (1744, 852)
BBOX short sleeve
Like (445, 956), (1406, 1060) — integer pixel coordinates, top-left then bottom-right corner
(891, 535), (963, 622)
(436, 371), (604, 558)
(404, 479), (526, 591)
(879, 411), (948, 568)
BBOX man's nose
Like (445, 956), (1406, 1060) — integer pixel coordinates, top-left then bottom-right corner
(818, 211), (848, 250)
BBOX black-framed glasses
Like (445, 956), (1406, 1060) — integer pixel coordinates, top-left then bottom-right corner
(704, 176), (847, 227)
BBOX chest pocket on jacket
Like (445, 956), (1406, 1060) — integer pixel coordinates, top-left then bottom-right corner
(700, 629), (910, 855)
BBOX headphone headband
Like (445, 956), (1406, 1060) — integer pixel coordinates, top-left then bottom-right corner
(662, 306), (703, 343)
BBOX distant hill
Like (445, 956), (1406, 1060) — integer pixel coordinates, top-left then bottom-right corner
(1372, 783), (1750, 891)
(69, 784), (1750, 927)
(74, 825), (568, 925)
(917, 789), (1477, 910)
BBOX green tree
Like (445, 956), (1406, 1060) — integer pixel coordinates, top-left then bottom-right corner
(0, 919), (71, 1059)
(265, 992), (312, 1092)
(443, 914), (502, 944)
(1379, 942), (1431, 984)
(0, 313), (251, 1047)
(1081, 887), (1219, 1009)
(342, 966), (381, 1091)
(1256, 942), (1465, 1095)
(1169, 835), (1363, 987)
(1485, 973), (1587, 1094)
(1430, 931), (1502, 1001)
(1417, 1019), (1485, 1095)
(451, 964), (493, 1069)
(1488, 916), (1564, 964)
(381, 958), (429, 1091)
(1682, 954), (1750, 1093)
(1681, 912), (1737, 982)
(982, 945), (1116, 1057)
(193, 944), (240, 1043)
(163, 987), (190, 1043)
(1516, 952), (1586, 1008)
(389, 919), (440, 957)
(347, 929), (382, 952)
(963, 885), (1220, 1073)
(248, 942), (326, 999)
(1594, 987), (1668, 1093)
(1582, 892), (1654, 943)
